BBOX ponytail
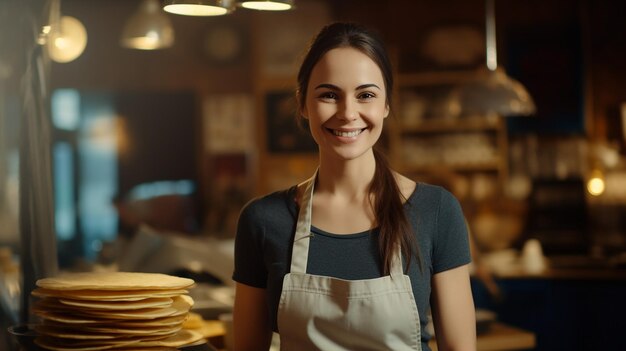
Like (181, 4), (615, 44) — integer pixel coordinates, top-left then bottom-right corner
(371, 147), (420, 275)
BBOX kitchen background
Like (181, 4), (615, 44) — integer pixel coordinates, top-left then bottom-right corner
(1, 0), (626, 350)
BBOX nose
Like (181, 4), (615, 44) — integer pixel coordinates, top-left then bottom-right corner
(337, 99), (357, 121)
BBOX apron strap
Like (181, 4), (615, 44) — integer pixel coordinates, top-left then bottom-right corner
(290, 171), (406, 278)
(290, 173), (316, 274)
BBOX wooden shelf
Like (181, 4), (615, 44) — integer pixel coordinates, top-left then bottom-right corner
(403, 162), (501, 174)
(397, 70), (477, 86)
(400, 118), (501, 133)
(389, 67), (509, 190)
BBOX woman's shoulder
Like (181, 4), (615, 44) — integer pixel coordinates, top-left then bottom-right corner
(406, 181), (460, 208)
(240, 186), (297, 218)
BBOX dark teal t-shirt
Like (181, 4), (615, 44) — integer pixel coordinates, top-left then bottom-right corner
(233, 183), (471, 350)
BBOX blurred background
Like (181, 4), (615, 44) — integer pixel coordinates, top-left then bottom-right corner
(1, 0), (626, 350)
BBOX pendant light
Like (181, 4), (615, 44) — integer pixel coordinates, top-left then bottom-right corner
(448, 0), (535, 117)
(121, 0), (174, 50)
(163, 0), (235, 16)
(46, 0), (88, 63)
(239, 0), (294, 11)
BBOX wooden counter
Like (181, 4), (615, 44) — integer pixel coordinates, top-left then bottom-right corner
(494, 267), (626, 281)
(429, 322), (536, 351)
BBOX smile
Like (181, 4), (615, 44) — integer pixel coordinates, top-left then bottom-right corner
(329, 128), (366, 138)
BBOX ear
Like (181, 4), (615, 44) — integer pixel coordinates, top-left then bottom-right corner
(383, 104), (390, 118)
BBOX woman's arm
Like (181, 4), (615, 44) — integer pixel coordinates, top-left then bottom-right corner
(431, 264), (476, 351)
(233, 282), (273, 351)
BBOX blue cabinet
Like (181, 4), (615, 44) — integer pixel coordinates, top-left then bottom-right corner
(472, 276), (626, 350)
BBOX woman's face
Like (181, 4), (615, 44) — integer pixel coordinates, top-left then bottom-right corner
(302, 47), (389, 162)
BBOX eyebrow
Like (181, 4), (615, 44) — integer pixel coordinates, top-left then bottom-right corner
(314, 83), (382, 91)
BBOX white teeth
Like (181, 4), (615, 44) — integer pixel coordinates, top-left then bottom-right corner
(332, 129), (363, 137)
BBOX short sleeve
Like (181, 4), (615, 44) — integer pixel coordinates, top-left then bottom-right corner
(232, 200), (268, 288)
(432, 188), (471, 274)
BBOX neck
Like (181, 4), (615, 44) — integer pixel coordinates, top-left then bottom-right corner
(316, 151), (376, 199)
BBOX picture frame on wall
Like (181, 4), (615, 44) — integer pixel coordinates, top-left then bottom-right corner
(264, 90), (317, 154)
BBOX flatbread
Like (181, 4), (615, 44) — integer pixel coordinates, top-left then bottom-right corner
(35, 325), (119, 340)
(32, 287), (189, 301)
(182, 312), (226, 338)
(32, 272), (197, 350)
(182, 312), (203, 329)
(132, 329), (204, 347)
(36, 324), (182, 338)
(170, 295), (194, 314)
(33, 309), (115, 324)
(78, 325), (182, 336)
(76, 305), (180, 320)
(113, 314), (188, 328)
(36, 272), (194, 291)
(33, 296), (189, 321)
(35, 336), (139, 351)
(187, 320), (226, 338)
(59, 297), (174, 310)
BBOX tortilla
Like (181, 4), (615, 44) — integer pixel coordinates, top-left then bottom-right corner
(113, 314), (188, 328)
(182, 312), (226, 338)
(35, 325), (119, 340)
(132, 329), (204, 347)
(182, 312), (203, 329)
(59, 297), (174, 310)
(186, 320), (226, 338)
(35, 336), (139, 351)
(32, 272), (197, 350)
(36, 272), (194, 291)
(33, 309), (115, 324)
(78, 325), (182, 336)
(76, 306), (179, 320)
(37, 323), (181, 337)
(32, 287), (189, 301)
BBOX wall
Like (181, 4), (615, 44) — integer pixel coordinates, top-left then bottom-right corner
(45, 0), (626, 230)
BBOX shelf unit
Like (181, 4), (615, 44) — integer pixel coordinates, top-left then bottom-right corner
(389, 70), (509, 192)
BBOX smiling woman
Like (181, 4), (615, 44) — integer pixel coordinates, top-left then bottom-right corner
(232, 22), (476, 351)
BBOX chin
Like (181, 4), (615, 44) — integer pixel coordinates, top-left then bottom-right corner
(327, 147), (374, 162)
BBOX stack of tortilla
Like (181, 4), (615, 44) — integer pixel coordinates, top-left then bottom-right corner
(31, 272), (204, 351)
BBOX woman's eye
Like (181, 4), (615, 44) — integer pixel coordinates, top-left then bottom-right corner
(319, 92), (338, 100)
(358, 92), (376, 100)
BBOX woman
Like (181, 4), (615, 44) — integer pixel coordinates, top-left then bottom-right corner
(232, 22), (476, 351)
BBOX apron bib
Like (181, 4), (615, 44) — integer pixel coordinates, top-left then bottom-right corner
(277, 174), (422, 351)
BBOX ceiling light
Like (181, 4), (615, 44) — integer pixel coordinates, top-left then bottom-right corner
(587, 168), (605, 196)
(449, 66), (536, 116)
(48, 16), (88, 63)
(448, 0), (535, 116)
(163, 0), (235, 16)
(121, 0), (174, 50)
(239, 0), (294, 11)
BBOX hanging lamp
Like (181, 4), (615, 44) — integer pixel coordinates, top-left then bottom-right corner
(163, 0), (235, 16)
(239, 0), (293, 11)
(448, 0), (535, 117)
(121, 0), (174, 50)
(46, 0), (88, 63)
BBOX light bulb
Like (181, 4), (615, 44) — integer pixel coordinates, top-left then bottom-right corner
(587, 169), (605, 196)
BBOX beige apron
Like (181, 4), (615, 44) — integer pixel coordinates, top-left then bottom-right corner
(277, 174), (422, 351)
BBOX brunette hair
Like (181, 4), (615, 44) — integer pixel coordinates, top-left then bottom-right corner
(296, 22), (419, 275)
